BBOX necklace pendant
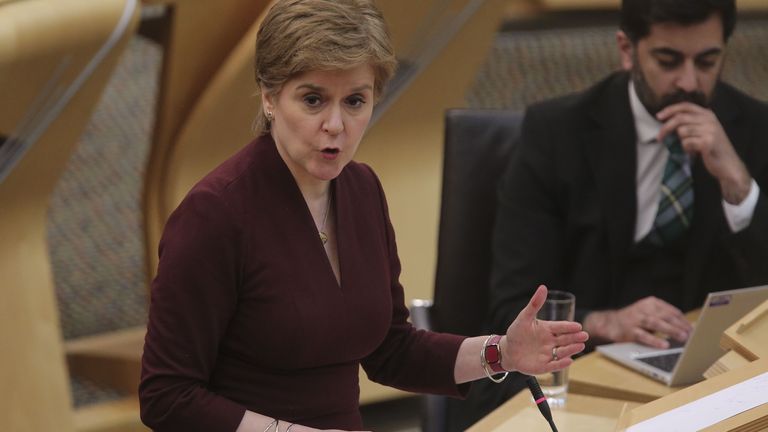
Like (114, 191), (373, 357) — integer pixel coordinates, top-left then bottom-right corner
(319, 231), (328, 245)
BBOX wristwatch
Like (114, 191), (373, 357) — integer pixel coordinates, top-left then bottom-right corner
(483, 334), (507, 373)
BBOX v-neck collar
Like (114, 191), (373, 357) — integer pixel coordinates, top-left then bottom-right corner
(262, 135), (344, 290)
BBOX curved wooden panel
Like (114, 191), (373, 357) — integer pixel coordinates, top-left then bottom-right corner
(158, 1), (274, 218)
(142, 0), (273, 282)
(0, 1), (139, 430)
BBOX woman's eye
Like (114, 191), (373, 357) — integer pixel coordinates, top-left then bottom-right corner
(346, 95), (366, 108)
(304, 94), (322, 107)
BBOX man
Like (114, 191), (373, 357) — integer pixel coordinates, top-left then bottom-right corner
(444, 2), (768, 430)
(489, 0), (768, 353)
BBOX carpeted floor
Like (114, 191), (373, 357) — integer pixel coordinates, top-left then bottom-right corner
(47, 32), (161, 408)
(48, 34), (159, 343)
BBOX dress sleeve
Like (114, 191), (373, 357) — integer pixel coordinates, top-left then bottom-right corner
(139, 187), (246, 432)
(359, 166), (470, 398)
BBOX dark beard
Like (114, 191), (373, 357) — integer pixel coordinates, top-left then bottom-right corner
(631, 63), (709, 116)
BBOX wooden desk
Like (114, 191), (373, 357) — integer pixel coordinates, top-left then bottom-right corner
(467, 391), (641, 432)
(469, 306), (759, 431)
(568, 351), (683, 403)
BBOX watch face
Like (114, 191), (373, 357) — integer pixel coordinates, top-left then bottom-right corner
(485, 345), (500, 364)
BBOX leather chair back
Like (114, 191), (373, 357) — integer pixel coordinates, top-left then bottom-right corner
(432, 108), (523, 336)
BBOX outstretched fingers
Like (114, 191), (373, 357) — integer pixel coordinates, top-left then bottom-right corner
(554, 330), (589, 347)
(505, 286), (590, 375)
(541, 320), (589, 350)
(544, 320), (589, 369)
(544, 356), (575, 373)
(546, 320), (583, 335)
(553, 342), (585, 361)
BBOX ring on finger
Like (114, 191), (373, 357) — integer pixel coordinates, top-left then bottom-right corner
(552, 346), (559, 361)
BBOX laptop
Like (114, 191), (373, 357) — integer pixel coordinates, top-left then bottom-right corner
(597, 285), (768, 386)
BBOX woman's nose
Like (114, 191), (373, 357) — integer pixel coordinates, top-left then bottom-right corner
(322, 105), (344, 135)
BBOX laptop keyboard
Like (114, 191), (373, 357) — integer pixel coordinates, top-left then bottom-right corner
(637, 352), (681, 372)
(667, 338), (686, 349)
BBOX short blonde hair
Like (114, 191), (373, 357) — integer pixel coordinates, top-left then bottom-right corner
(254, 0), (397, 135)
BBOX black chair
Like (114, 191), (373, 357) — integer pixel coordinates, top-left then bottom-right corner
(411, 108), (523, 432)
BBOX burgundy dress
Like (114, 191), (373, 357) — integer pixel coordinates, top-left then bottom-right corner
(139, 135), (468, 431)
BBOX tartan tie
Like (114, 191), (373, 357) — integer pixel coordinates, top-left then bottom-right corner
(647, 133), (694, 245)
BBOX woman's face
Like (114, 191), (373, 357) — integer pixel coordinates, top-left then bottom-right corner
(262, 64), (376, 187)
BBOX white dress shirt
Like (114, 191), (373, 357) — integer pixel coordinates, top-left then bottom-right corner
(629, 81), (759, 242)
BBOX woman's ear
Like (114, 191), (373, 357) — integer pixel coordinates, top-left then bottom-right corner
(616, 30), (634, 71)
(260, 85), (275, 117)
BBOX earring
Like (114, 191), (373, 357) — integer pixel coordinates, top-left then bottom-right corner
(266, 111), (273, 121)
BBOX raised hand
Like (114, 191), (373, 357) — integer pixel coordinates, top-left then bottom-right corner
(501, 285), (588, 375)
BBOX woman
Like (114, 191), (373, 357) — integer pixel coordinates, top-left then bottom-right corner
(139, 1), (588, 431)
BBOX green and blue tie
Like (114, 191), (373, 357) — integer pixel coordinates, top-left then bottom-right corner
(647, 133), (694, 245)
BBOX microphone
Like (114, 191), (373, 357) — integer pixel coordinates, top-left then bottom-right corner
(525, 376), (559, 432)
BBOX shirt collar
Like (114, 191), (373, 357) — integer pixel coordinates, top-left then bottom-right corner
(629, 80), (663, 145)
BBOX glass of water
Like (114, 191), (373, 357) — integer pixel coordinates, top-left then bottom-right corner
(535, 290), (575, 408)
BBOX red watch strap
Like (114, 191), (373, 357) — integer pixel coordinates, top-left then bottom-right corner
(484, 334), (506, 373)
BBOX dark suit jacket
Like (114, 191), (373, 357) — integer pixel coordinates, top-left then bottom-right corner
(489, 71), (768, 333)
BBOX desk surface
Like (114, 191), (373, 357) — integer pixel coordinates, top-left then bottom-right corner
(467, 391), (641, 432)
(568, 350), (683, 403)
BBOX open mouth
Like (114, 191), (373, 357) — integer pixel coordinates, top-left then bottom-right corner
(321, 148), (340, 155)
